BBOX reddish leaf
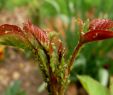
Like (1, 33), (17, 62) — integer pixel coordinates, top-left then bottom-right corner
(0, 24), (23, 35)
(0, 24), (26, 42)
(82, 30), (113, 43)
(89, 19), (113, 30)
(23, 21), (49, 45)
(0, 24), (31, 49)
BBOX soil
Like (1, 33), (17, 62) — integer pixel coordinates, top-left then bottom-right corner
(0, 47), (48, 95)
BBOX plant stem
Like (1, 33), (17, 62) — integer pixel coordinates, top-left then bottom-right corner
(68, 42), (83, 73)
(48, 82), (65, 95)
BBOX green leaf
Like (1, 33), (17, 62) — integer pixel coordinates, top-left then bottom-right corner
(77, 75), (110, 95)
(98, 68), (109, 86)
(38, 49), (48, 73)
(37, 82), (47, 93)
(50, 52), (58, 72)
(110, 78), (113, 95)
(44, 0), (60, 14)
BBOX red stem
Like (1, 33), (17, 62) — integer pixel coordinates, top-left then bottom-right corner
(68, 42), (83, 73)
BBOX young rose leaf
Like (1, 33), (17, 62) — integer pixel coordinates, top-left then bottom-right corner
(89, 19), (113, 30)
(23, 21), (49, 47)
(0, 24), (31, 50)
(82, 30), (113, 43)
(0, 35), (31, 50)
(0, 24), (23, 36)
(81, 19), (113, 43)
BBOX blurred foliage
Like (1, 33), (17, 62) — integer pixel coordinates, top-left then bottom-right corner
(0, 0), (6, 10)
(70, 40), (113, 82)
(28, 0), (41, 25)
(37, 0), (113, 19)
(0, 0), (31, 10)
(4, 80), (26, 95)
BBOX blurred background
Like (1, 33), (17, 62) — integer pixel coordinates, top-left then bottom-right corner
(0, 0), (113, 95)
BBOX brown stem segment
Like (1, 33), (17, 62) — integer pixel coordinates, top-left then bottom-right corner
(68, 42), (83, 73)
(48, 83), (65, 95)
